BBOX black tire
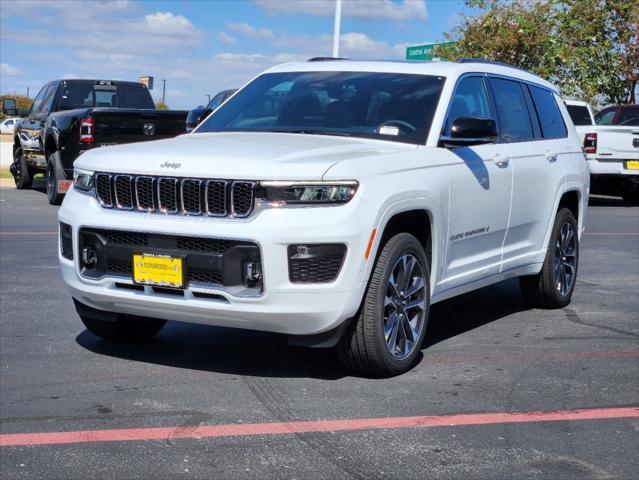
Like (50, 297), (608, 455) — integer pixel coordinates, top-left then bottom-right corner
(337, 233), (430, 377)
(520, 208), (579, 308)
(621, 190), (639, 205)
(12, 147), (33, 189)
(46, 151), (65, 205)
(74, 298), (166, 341)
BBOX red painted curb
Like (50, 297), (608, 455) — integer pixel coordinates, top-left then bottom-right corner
(1, 406), (637, 447)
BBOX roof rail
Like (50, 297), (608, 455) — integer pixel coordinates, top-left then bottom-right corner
(455, 58), (532, 74)
(307, 57), (350, 62)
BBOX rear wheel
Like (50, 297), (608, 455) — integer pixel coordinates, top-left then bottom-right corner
(338, 233), (430, 377)
(74, 298), (166, 341)
(12, 147), (33, 189)
(46, 152), (65, 205)
(520, 208), (579, 308)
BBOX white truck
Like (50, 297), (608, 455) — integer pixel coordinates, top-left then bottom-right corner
(59, 59), (589, 376)
(564, 100), (639, 203)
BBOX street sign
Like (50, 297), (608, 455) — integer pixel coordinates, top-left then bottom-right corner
(406, 42), (455, 61)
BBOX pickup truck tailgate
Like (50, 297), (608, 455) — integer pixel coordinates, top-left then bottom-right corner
(92, 108), (188, 145)
(596, 126), (639, 161)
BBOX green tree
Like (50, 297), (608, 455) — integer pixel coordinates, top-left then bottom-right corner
(155, 99), (169, 110)
(439, 0), (638, 106)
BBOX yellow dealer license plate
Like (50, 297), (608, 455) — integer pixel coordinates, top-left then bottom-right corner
(626, 161), (639, 170)
(133, 253), (184, 288)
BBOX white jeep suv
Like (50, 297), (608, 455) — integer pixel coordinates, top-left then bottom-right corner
(59, 59), (589, 376)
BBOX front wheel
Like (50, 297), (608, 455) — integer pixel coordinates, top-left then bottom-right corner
(520, 208), (579, 308)
(338, 233), (430, 377)
(46, 152), (65, 205)
(12, 147), (33, 189)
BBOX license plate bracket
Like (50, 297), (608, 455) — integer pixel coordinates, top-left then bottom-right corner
(132, 253), (185, 289)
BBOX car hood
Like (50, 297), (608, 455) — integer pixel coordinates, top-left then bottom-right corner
(75, 132), (415, 180)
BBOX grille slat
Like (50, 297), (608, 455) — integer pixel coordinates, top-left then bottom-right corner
(181, 179), (202, 215)
(135, 177), (155, 212)
(114, 175), (134, 210)
(231, 181), (255, 217)
(95, 173), (255, 217)
(95, 173), (113, 207)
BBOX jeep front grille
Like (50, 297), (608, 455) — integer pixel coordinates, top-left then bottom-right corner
(94, 173), (255, 218)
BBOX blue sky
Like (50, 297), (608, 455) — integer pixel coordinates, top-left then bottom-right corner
(0, 0), (467, 109)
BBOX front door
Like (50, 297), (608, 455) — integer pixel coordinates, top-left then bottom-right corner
(439, 75), (513, 290)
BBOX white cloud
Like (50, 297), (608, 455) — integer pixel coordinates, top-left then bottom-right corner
(217, 31), (237, 45)
(254, 0), (427, 21)
(227, 22), (275, 40)
(141, 12), (196, 35)
(0, 63), (25, 76)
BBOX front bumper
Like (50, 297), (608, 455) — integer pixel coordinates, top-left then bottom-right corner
(58, 188), (375, 336)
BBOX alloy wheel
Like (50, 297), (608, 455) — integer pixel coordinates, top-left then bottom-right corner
(554, 222), (577, 296)
(383, 253), (427, 359)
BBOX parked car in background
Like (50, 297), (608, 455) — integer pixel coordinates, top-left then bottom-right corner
(185, 89), (236, 132)
(595, 104), (639, 127)
(574, 103), (639, 203)
(0, 117), (20, 134)
(10, 79), (188, 205)
(59, 59), (589, 376)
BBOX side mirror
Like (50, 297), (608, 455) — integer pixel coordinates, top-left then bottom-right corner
(196, 108), (212, 126)
(440, 116), (497, 147)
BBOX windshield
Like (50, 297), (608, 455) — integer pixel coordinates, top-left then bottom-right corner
(58, 82), (154, 110)
(196, 71), (445, 145)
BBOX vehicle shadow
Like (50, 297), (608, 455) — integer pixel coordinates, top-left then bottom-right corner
(588, 195), (628, 207)
(76, 278), (528, 379)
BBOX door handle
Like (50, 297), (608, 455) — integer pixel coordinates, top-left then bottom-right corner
(545, 150), (558, 162)
(493, 153), (510, 167)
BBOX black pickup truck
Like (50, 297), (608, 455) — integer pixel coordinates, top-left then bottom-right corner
(10, 79), (187, 204)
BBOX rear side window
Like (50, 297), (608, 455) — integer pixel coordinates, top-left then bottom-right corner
(488, 78), (532, 142)
(617, 107), (639, 126)
(565, 104), (593, 126)
(528, 85), (567, 139)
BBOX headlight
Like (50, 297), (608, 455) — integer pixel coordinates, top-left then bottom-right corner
(260, 181), (358, 205)
(73, 168), (94, 192)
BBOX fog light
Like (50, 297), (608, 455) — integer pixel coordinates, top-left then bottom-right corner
(244, 261), (261, 287)
(82, 247), (97, 266)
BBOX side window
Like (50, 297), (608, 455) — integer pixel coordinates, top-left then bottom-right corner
(488, 77), (533, 142)
(595, 110), (615, 125)
(29, 86), (49, 117)
(445, 76), (492, 134)
(565, 104), (593, 126)
(522, 84), (542, 139)
(617, 108), (639, 126)
(208, 94), (224, 111)
(528, 85), (567, 139)
(40, 84), (57, 114)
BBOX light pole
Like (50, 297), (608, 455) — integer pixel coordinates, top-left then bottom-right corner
(26, 87), (30, 99)
(332, 0), (342, 57)
(206, 94), (211, 104)
(162, 79), (166, 103)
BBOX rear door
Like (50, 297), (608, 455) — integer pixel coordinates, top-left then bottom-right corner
(440, 74), (513, 289)
(499, 81), (569, 271)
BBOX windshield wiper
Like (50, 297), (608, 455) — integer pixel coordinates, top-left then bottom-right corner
(274, 129), (353, 137)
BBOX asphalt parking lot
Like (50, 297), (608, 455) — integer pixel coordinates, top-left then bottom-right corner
(0, 187), (637, 479)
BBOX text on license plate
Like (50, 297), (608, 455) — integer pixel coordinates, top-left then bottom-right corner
(626, 161), (639, 170)
(133, 253), (184, 288)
